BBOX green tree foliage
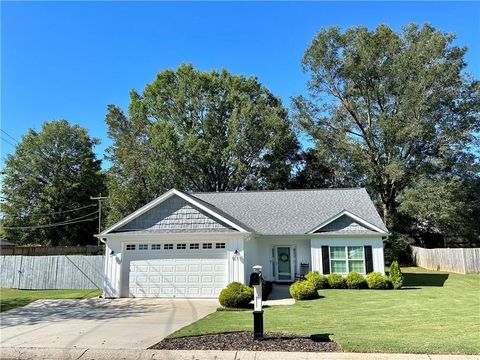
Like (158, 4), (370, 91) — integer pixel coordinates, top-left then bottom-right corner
(293, 23), (479, 225)
(1, 120), (106, 245)
(398, 177), (480, 247)
(106, 63), (299, 225)
(388, 261), (404, 290)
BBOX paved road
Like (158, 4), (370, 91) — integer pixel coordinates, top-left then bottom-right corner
(0, 298), (218, 350)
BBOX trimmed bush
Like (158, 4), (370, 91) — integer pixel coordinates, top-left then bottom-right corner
(327, 273), (346, 289)
(365, 272), (390, 290)
(305, 271), (329, 290)
(345, 272), (367, 289)
(389, 261), (404, 290)
(289, 280), (318, 300)
(219, 282), (254, 308)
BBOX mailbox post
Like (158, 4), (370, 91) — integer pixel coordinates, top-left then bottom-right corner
(250, 265), (263, 339)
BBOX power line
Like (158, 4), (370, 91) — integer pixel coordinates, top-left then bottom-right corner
(5, 203), (97, 218)
(2, 210), (99, 230)
(1, 129), (19, 142)
(0, 136), (17, 149)
(2, 217), (98, 230)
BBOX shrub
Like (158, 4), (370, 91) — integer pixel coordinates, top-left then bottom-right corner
(365, 272), (390, 290)
(305, 271), (329, 290)
(327, 273), (346, 289)
(345, 272), (367, 289)
(219, 282), (254, 308)
(289, 280), (318, 300)
(388, 261), (404, 290)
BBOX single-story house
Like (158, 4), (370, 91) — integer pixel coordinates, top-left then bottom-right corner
(98, 188), (388, 298)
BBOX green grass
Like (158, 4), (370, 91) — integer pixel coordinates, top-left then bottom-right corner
(0, 288), (102, 312)
(171, 268), (480, 354)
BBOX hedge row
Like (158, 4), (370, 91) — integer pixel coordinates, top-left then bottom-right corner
(290, 261), (404, 299)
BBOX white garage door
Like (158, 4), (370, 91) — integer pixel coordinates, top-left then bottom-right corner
(127, 242), (228, 298)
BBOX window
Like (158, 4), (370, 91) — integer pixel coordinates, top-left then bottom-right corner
(330, 246), (364, 274)
(177, 243), (186, 250)
(139, 244), (148, 250)
(164, 244), (173, 250)
(151, 244), (161, 250)
(215, 242), (226, 249)
(202, 243), (212, 249)
(126, 244), (136, 251)
(190, 243), (199, 249)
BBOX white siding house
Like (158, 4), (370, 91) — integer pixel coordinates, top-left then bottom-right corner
(99, 188), (388, 298)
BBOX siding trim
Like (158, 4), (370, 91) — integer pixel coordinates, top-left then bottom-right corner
(307, 210), (388, 235)
(99, 189), (249, 236)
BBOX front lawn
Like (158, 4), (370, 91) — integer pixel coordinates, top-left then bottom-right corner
(0, 288), (102, 312)
(171, 267), (480, 354)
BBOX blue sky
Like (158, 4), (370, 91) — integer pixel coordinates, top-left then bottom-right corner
(2, 1), (479, 169)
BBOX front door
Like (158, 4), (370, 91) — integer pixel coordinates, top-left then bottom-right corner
(276, 246), (293, 282)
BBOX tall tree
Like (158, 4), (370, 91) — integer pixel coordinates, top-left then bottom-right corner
(1, 120), (106, 246)
(106, 64), (299, 225)
(293, 23), (479, 225)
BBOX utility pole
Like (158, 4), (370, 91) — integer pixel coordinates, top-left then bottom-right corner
(90, 194), (108, 246)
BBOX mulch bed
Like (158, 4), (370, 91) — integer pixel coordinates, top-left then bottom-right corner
(149, 332), (341, 352)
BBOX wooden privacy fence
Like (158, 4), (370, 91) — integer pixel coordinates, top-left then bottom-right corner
(0, 245), (101, 256)
(0, 255), (105, 289)
(411, 246), (480, 274)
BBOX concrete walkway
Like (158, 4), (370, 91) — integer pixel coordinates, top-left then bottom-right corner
(264, 284), (295, 306)
(0, 298), (218, 350)
(0, 347), (478, 360)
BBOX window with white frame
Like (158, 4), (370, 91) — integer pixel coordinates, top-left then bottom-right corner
(139, 244), (148, 250)
(126, 244), (136, 251)
(164, 244), (173, 250)
(177, 243), (186, 250)
(202, 243), (212, 249)
(330, 246), (365, 274)
(190, 243), (199, 249)
(151, 244), (161, 250)
(215, 242), (226, 249)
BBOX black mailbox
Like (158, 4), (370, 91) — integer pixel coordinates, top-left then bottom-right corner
(250, 272), (261, 286)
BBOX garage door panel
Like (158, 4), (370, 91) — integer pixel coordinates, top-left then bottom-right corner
(214, 275), (226, 282)
(175, 264), (187, 272)
(163, 275), (174, 283)
(188, 275), (200, 282)
(201, 264), (213, 271)
(214, 264), (226, 271)
(163, 265), (174, 272)
(175, 275), (187, 283)
(189, 265), (200, 272)
(128, 252), (227, 298)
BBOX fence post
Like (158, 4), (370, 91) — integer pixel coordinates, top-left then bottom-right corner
(17, 256), (23, 289)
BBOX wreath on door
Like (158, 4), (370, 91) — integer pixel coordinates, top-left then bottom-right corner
(280, 253), (289, 262)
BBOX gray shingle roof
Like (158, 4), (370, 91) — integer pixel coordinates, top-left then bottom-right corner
(191, 188), (388, 235)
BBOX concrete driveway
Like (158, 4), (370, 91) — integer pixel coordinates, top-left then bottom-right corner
(0, 297), (218, 350)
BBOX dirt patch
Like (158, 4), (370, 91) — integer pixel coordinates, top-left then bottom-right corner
(149, 332), (340, 352)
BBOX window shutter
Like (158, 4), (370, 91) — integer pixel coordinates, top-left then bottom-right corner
(364, 246), (373, 273)
(321, 246), (330, 274)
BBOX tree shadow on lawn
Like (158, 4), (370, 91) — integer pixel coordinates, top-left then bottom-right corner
(0, 298), (168, 327)
(402, 272), (449, 288)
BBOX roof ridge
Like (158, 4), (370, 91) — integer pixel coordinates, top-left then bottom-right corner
(191, 187), (365, 195)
